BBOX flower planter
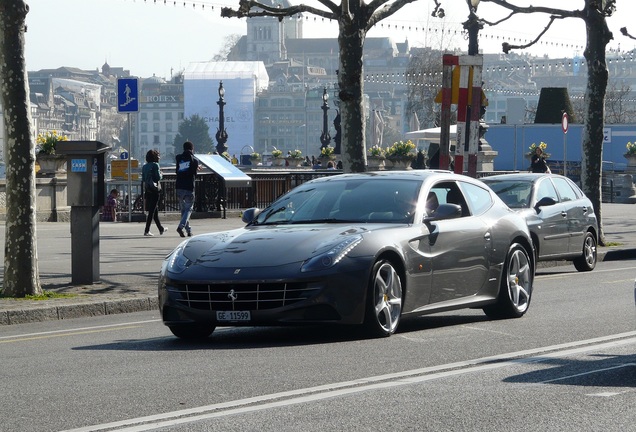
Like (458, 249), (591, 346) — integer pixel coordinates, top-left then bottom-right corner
(387, 156), (414, 170)
(271, 157), (286, 167)
(36, 154), (66, 176)
(367, 156), (385, 170)
(624, 153), (636, 173)
(285, 157), (304, 168)
(319, 156), (336, 168)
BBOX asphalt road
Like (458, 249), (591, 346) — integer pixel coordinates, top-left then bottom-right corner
(2, 259), (635, 432)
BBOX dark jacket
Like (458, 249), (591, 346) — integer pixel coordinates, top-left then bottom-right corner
(530, 155), (549, 173)
(142, 162), (162, 195)
(175, 149), (199, 191)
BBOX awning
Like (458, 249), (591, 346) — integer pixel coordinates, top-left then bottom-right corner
(404, 125), (457, 143)
(196, 154), (252, 187)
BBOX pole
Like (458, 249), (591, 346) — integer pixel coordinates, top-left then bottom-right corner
(127, 112), (132, 223)
(564, 133), (568, 177)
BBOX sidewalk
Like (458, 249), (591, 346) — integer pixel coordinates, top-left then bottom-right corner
(1, 204), (635, 326)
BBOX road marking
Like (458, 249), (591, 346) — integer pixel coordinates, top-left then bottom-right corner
(0, 319), (160, 342)
(61, 331), (636, 432)
(539, 363), (636, 384)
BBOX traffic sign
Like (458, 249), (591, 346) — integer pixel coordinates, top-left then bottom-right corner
(120, 151), (129, 160)
(117, 78), (139, 113)
(562, 112), (569, 134)
(111, 159), (139, 180)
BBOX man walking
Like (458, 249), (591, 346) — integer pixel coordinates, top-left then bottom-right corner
(175, 141), (200, 237)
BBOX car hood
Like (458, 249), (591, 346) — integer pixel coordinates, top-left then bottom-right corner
(179, 224), (376, 268)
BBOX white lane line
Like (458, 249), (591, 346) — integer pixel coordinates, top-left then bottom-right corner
(0, 319), (160, 341)
(61, 331), (636, 432)
(539, 363), (636, 384)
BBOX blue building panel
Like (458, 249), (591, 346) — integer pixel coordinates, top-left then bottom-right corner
(486, 124), (636, 173)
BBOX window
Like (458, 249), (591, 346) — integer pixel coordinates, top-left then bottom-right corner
(430, 182), (470, 217)
(535, 178), (558, 203)
(153, 112), (160, 121)
(552, 177), (578, 202)
(459, 182), (493, 216)
(165, 112), (173, 120)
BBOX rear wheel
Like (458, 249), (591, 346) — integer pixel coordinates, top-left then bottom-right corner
(168, 323), (216, 340)
(363, 260), (403, 337)
(484, 243), (533, 319)
(573, 232), (597, 272)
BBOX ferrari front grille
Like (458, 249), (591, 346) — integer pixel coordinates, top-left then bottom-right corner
(169, 282), (320, 311)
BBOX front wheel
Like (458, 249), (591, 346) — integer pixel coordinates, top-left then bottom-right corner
(573, 232), (597, 272)
(168, 323), (216, 340)
(363, 260), (403, 337)
(483, 243), (533, 319)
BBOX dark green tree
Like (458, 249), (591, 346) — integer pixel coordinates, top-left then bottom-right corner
(534, 88), (575, 124)
(173, 114), (215, 155)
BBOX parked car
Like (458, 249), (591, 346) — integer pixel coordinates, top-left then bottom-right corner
(159, 171), (535, 340)
(482, 173), (598, 272)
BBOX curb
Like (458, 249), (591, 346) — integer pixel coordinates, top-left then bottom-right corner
(0, 296), (157, 326)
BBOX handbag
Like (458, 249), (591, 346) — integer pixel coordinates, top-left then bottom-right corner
(145, 176), (161, 193)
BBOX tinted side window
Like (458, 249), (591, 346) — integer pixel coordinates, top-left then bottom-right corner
(460, 182), (493, 216)
(430, 181), (470, 217)
(535, 179), (558, 203)
(552, 177), (579, 202)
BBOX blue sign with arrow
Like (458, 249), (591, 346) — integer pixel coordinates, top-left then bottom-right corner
(117, 78), (139, 113)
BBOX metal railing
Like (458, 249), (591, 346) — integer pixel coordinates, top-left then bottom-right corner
(105, 170), (340, 218)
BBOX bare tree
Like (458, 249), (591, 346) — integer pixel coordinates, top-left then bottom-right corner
(434, 0), (615, 244)
(212, 34), (242, 61)
(406, 47), (446, 129)
(604, 81), (632, 124)
(0, 0), (42, 296)
(222, 0), (422, 173)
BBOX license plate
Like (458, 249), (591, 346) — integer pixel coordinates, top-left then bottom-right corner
(216, 311), (251, 322)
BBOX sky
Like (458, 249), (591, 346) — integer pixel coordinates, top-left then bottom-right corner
(24, 0), (636, 80)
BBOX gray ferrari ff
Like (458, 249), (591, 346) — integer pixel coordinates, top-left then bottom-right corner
(159, 171), (535, 339)
(482, 173), (598, 272)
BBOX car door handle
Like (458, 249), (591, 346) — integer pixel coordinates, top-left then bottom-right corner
(561, 211), (567, 217)
(484, 232), (491, 241)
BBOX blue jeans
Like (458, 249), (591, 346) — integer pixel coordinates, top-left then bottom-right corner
(177, 189), (194, 232)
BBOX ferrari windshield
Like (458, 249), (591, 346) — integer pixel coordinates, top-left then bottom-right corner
(254, 178), (422, 225)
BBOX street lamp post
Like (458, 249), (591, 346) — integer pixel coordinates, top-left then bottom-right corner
(463, 0), (482, 56)
(215, 81), (229, 155)
(320, 87), (331, 150)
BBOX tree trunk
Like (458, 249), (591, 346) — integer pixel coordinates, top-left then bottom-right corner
(581, 4), (612, 245)
(337, 15), (366, 173)
(0, 0), (42, 296)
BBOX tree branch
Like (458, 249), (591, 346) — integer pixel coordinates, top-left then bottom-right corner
(501, 15), (564, 53)
(482, 0), (582, 18)
(221, 0), (337, 21)
(367, 0), (419, 30)
(620, 27), (636, 41)
(431, 0), (445, 19)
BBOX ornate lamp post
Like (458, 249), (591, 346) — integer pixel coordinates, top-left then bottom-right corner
(320, 87), (331, 149)
(215, 81), (229, 155)
(332, 73), (341, 155)
(463, 0), (482, 56)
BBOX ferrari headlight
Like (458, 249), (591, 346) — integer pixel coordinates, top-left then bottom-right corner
(166, 242), (191, 273)
(301, 235), (363, 272)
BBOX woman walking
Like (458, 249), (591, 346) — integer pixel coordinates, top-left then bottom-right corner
(142, 149), (168, 236)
